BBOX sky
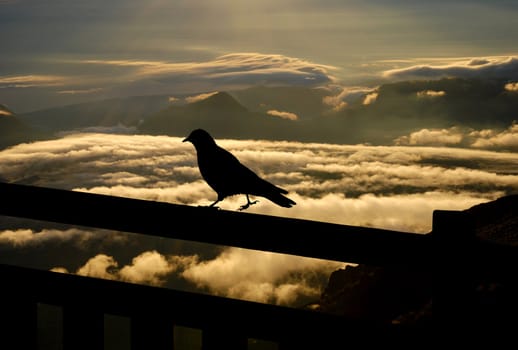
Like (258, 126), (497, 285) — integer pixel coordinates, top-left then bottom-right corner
(1, 0), (518, 111)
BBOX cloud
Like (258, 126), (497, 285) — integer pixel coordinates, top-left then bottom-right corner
(82, 53), (337, 91)
(470, 123), (518, 150)
(395, 124), (518, 151)
(416, 90), (446, 98)
(49, 247), (342, 304)
(248, 191), (500, 234)
(182, 247), (344, 305)
(118, 251), (178, 285)
(505, 82), (518, 92)
(322, 86), (377, 111)
(57, 88), (103, 95)
(185, 91), (219, 103)
(0, 227), (111, 247)
(76, 254), (119, 280)
(1, 133), (517, 235)
(57, 251), (198, 287)
(0, 75), (66, 88)
(394, 127), (463, 146)
(0, 103), (13, 116)
(383, 56), (518, 81)
(363, 92), (378, 105)
(267, 109), (298, 121)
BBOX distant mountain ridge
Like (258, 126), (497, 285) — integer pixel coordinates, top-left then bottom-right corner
(3, 77), (517, 146)
(0, 105), (49, 149)
(18, 95), (172, 132)
(139, 91), (297, 140)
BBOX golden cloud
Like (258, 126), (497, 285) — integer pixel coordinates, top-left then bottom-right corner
(266, 109), (298, 121)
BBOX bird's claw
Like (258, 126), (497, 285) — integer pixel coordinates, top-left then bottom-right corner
(238, 200), (258, 211)
(198, 205), (220, 210)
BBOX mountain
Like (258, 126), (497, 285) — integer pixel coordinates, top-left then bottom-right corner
(18, 95), (172, 132)
(0, 104), (49, 149)
(325, 77), (518, 143)
(138, 91), (299, 140)
(9, 78), (518, 146)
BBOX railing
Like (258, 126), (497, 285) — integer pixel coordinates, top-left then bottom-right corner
(0, 182), (515, 349)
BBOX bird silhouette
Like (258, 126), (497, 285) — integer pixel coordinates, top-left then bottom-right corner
(183, 129), (296, 210)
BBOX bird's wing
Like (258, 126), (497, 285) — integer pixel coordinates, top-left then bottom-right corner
(221, 148), (289, 195)
(198, 146), (250, 195)
(206, 146), (279, 194)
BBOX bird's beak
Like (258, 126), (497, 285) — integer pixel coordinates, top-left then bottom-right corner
(182, 137), (189, 143)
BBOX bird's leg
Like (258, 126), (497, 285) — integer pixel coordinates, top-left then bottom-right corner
(208, 199), (220, 209)
(238, 194), (259, 211)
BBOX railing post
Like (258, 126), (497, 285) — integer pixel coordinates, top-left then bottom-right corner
(432, 210), (475, 338)
(0, 294), (37, 350)
(202, 327), (248, 350)
(63, 305), (104, 350)
(131, 316), (174, 350)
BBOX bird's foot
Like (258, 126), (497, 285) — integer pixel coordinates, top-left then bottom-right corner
(198, 205), (220, 210)
(238, 200), (258, 211)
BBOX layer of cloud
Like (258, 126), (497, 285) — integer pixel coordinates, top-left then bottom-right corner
(395, 124), (518, 151)
(81, 53), (337, 91)
(395, 127), (463, 146)
(55, 251), (196, 286)
(50, 248), (343, 304)
(1, 133), (517, 234)
(1, 133), (517, 305)
(0, 227), (125, 248)
(0, 75), (66, 88)
(470, 123), (518, 150)
(383, 56), (518, 81)
(57, 88), (103, 95)
(182, 247), (344, 305)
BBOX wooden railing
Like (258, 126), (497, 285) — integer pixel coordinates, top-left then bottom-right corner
(0, 182), (515, 349)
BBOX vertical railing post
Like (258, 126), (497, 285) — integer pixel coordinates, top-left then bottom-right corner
(131, 316), (174, 350)
(0, 294), (37, 349)
(432, 210), (475, 339)
(63, 304), (104, 350)
(202, 327), (248, 350)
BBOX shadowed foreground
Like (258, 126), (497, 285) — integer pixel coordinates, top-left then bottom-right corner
(0, 182), (516, 348)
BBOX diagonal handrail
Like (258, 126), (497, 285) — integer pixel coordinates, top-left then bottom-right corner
(0, 182), (431, 266)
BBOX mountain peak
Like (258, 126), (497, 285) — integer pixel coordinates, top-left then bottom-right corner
(193, 91), (248, 113)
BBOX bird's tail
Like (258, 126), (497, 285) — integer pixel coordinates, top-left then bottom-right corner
(267, 192), (296, 208)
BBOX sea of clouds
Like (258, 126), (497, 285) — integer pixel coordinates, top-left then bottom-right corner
(1, 133), (517, 305)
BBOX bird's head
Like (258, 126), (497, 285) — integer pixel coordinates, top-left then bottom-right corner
(183, 129), (216, 148)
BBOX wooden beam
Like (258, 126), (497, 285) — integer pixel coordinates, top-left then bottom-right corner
(0, 182), (430, 265)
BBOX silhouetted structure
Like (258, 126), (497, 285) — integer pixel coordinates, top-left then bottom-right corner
(183, 129), (296, 210)
(0, 182), (516, 349)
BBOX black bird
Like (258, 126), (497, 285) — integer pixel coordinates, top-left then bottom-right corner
(183, 129), (296, 210)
